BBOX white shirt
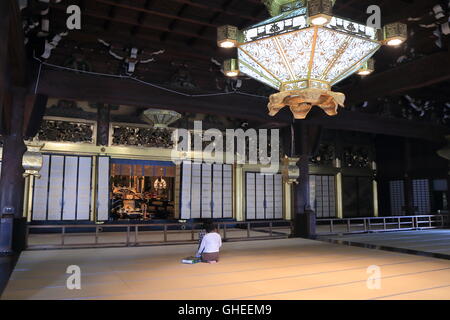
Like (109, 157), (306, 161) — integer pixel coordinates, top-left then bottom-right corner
(197, 232), (222, 255)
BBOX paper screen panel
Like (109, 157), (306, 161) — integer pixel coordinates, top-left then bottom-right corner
(255, 174), (265, 219)
(265, 175), (275, 219)
(62, 157), (78, 220)
(201, 164), (212, 218)
(180, 162), (192, 219)
(77, 157), (92, 220)
(246, 173), (256, 220)
(32, 155), (50, 220)
(212, 164), (223, 218)
(97, 157), (110, 221)
(190, 163), (202, 218)
(47, 156), (64, 220)
(222, 165), (233, 218)
(274, 174), (283, 219)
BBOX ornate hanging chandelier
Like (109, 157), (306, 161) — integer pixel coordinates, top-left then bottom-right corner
(217, 0), (407, 119)
(141, 109), (182, 128)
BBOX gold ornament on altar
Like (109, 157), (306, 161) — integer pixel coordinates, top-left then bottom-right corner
(154, 177), (167, 190)
(217, 0), (407, 119)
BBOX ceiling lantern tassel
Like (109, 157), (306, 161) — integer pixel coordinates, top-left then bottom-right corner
(357, 59), (375, 76)
(382, 22), (407, 47)
(217, 25), (239, 48)
(307, 0), (335, 26)
(223, 59), (240, 77)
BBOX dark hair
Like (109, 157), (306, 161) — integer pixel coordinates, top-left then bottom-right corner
(205, 223), (217, 233)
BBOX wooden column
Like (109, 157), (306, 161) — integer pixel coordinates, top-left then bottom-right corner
(0, 88), (27, 253)
(0, 0), (11, 113)
(292, 123), (322, 238)
(97, 104), (110, 146)
(403, 138), (415, 215)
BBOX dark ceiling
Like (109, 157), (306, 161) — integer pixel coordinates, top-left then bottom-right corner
(20, 0), (450, 127)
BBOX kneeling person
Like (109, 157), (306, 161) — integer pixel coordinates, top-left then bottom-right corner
(196, 224), (222, 263)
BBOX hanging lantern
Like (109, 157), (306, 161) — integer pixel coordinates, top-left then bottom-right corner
(141, 109), (182, 128)
(22, 140), (45, 178)
(357, 59), (375, 76)
(223, 59), (240, 77)
(282, 156), (300, 184)
(382, 22), (408, 46)
(307, 0), (335, 26)
(218, 0), (408, 120)
(217, 25), (240, 48)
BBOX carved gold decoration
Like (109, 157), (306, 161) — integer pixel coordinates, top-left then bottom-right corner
(268, 88), (345, 119)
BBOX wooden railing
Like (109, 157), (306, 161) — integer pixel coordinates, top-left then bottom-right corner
(316, 215), (449, 235)
(26, 220), (293, 250)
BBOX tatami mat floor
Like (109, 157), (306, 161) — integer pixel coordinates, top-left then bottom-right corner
(2, 238), (450, 300)
(321, 230), (450, 256)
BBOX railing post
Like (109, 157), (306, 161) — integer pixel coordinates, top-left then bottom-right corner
(441, 215), (445, 228)
(383, 218), (386, 231)
(429, 216), (432, 228)
(61, 226), (66, 246)
(398, 217), (401, 230)
(25, 226), (30, 249)
(347, 219), (350, 233)
(330, 220), (334, 233)
(95, 226), (99, 245)
(126, 226), (130, 246)
(164, 224), (168, 242)
(135, 225), (138, 245)
(363, 219), (367, 232)
(269, 222), (273, 237)
(247, 222), (250, 238)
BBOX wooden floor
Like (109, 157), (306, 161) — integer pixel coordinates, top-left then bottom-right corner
(2, 238), (450, 300)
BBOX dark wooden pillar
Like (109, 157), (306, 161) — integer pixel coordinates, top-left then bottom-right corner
(0, 88), (27, 253)
(0, 0), (11, 113)
(292, 123), (322, 238)
(97, 104), (110, 146)
(403, 138), (415, 215)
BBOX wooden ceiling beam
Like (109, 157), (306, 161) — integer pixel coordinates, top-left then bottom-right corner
(58, 29), (230, 62)
(36, 69), (449, 141)
(130, 0), (155, 35)
(344, 50), (450, 106)
(94, 0), (218, 28)
(52, 5), (215, 42)
(169, 0), (261, 22)
(188, 0), (237, 46)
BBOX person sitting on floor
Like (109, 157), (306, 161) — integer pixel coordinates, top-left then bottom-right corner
(196, 223), (222, 264)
